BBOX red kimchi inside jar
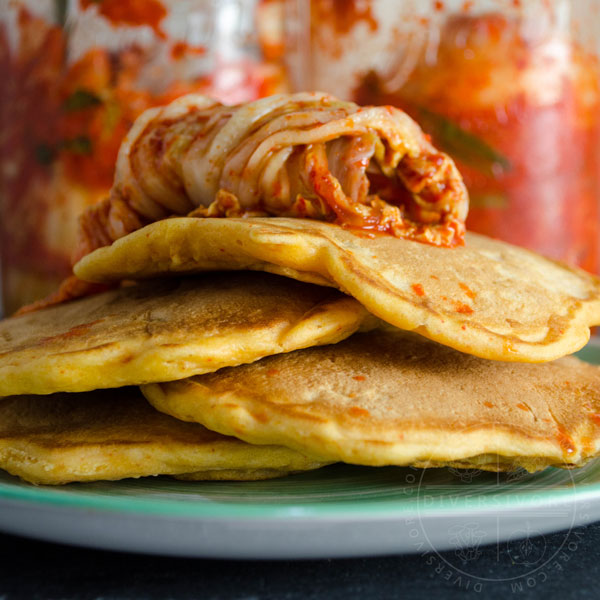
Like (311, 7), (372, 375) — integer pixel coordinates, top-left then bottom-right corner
(0, 0), (286, 314)
(350, 1), (600, 272)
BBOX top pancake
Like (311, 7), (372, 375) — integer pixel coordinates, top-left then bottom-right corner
(143, 329), (600, 473)
(0, 271), (371, 396)
(75, 217), (600, 362)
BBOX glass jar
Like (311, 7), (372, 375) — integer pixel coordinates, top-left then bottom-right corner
(0, 0), (286, 315)
(287, 0), (600, 273)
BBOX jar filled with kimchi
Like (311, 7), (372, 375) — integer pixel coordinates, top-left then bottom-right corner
(288, 0), (600, 272)
(0, 0), (286, 314)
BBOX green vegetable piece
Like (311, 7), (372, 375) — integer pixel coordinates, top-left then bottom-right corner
(63, 89), (102, 112)
(55, 0), (68, 28)
(60, 136), (93, 155)
(34, 144), (55, 166)
(418, 108), (511, 176)
(469, 192), (509, 210)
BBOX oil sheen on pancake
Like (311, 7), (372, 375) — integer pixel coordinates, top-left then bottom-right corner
(0, 388), (328, 485)
(76, 217), (600, 362)
(143, 329), (600, 473)
(0, 271), (373, 395)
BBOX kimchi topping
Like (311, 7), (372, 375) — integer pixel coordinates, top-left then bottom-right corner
(17, 92), (469, 312)
(72, 93), (468, 264)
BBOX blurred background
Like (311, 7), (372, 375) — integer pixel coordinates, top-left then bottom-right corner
(1, 0), (599, 314)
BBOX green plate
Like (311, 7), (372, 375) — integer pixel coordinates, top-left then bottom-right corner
(1, 342), (599, 559)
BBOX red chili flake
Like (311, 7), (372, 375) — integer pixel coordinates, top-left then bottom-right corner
(411, 283), (425, 297)
(171, 41), (187, 60)
(39, 318), (104, 344)
(434, 1), (445, 11)
(171, 41), (206, 60)
(454, 302), (473, 314)
(516, 402), (529, 412)
(556, 423), (576, 455)
(483, 401), (494, 408)
(349, 406), (370, 417)
(589, 413), (600, 426)
(459, 282), (476, 300)
(353, 375), (366, 382)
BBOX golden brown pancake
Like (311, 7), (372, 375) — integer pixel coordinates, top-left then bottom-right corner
(0, 271), (373, 396)
(143, 329), (600, 472)
(75, 218), (600, 362)
(0, 388), (329, 485)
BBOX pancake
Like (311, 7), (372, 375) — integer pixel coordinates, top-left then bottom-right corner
(143, 329), (600, 472)
(0, 388), (329, 485)
(0, 271), (373, 396)
(76, 217), (600, 362)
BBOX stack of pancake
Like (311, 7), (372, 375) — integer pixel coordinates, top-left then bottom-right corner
(2, 93), (600, 485)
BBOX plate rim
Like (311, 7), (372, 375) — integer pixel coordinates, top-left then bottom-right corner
(2, 474), (600, 521)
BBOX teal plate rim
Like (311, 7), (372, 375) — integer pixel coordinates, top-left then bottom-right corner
(1, 340), (600, 522)
(2, 468), (600, 521)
